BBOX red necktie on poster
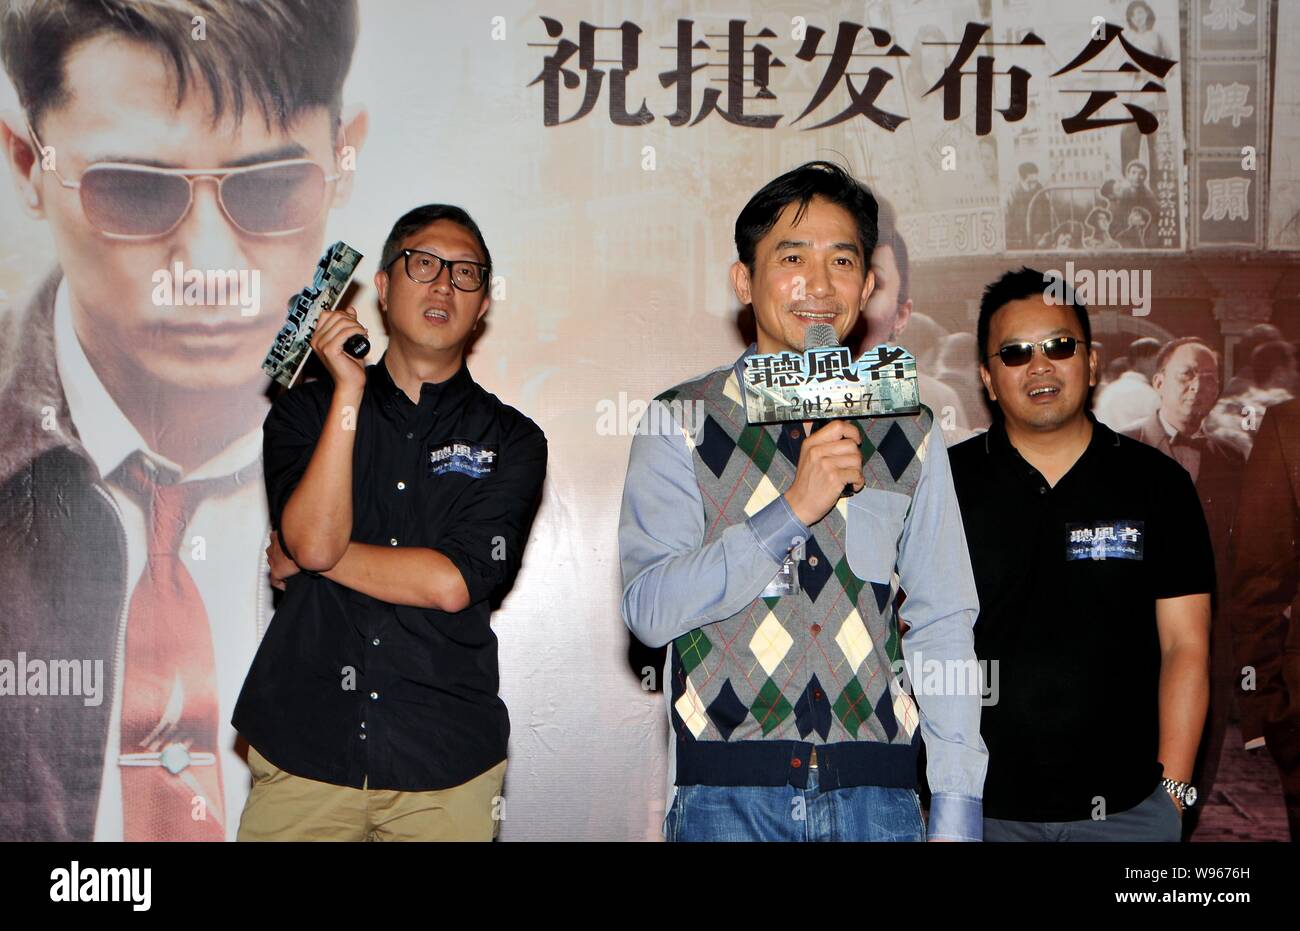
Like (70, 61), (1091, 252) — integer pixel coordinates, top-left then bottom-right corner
(112, 450), (249, 841)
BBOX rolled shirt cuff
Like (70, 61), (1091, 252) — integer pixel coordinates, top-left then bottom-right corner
(928, 792), (983, 842)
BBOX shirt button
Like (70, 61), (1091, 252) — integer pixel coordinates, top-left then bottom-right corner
(360, 721), (366, 729)
(791, 757), (802, 768)
(811, 624), (822, 635)
(1039, 487), (1047, 495)
(389, 538), (398, 546)
(372, 637), (381, 646)
(790, 427), (801, 439)
(814, 689), (823, 700)
(369, 691), (379, 700)
(396, 481), (406, 491)
(406, 432), (414, 440)
(359, 733), (367, 740)
(807, 556), (819, 568)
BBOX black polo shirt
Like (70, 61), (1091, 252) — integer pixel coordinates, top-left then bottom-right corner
(948, 416), (1213, 822)
(233, 352), (546, 791)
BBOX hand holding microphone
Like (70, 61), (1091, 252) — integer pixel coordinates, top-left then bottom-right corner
(783, 323), (865, 525)
(311, 306), (370, 393)
(784, 418), (865, 526)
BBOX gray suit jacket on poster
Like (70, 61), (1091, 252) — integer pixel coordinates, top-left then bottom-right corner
(0, 271), (128, 839)
(1121, 411), (1243, 580)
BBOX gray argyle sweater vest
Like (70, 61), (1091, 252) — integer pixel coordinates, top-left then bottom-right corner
(660, 364), (932, 788)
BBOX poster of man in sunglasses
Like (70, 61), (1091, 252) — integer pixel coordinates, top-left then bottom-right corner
(0, 0), (1297, 851)
(0, 0), (365, 839)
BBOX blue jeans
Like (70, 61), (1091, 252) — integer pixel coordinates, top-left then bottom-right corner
(665, 768), (925, 842)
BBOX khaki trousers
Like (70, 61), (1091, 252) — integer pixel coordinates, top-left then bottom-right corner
(237, 746), (506, 841)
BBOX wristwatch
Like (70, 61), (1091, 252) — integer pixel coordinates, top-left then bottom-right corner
(1161, 778), (1198, 809)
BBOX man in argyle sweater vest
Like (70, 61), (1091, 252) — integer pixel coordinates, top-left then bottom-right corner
(619, 162), (987, 841)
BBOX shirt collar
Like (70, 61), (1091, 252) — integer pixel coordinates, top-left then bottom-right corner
(1157, 407), (1206, 442)
(53, 277), (261, 481)
(372, 350), (473, 414)
(732, 342), (760, 386)
(984, 411), (1117, 470)
(1157, 408), (1178, 440)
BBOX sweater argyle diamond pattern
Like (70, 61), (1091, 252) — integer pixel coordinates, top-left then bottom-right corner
(659, 367), (930, 752)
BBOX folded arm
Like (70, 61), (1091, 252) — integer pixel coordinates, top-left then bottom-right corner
(321, 543), (469, 611)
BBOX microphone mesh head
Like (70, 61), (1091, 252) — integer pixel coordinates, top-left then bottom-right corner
(804, 323), (839, 350)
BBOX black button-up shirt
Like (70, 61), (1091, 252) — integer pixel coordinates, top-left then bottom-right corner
(948, 416), (1213, 822)
(234, 353), (547, 790)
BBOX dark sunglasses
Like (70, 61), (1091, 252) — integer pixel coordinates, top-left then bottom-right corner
(990, 336), (1082, 367)
(29, 121), (341, 239)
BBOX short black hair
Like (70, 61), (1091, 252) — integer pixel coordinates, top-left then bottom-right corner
(977, 266), (1092, 361)
(1, 0), (359, 132)
(735, 161), (878, 273)
(1128, 336), (1162, 361)
(1154, 337), (1217, 377)
(1126, 0), (1156, 29)
(1252, 340), (1296, 385)
(379, 204), (493, 282)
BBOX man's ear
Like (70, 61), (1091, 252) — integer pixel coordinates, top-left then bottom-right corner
(730, 260), (752, 306)
(1, 113), (45, 218)
(891, 298), (914, 340)
(373, 268), (389, 312)
(331, 104), (369, 209)
(859, 268), (876, 307)
(979, 363), (997, 402)
(475, 291), (491, 326)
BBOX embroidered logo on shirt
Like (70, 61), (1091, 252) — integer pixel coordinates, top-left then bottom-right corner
(428, 440), (497, 478)
(1064, 521), (1144, 561)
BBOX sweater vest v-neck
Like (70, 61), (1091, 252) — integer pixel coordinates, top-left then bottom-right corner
(660, 366), (933, 788)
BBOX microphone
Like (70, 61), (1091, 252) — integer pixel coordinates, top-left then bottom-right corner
(802, 323), (862, 497)
(803, 322), (838, 352)
(343, 334), (370, 358)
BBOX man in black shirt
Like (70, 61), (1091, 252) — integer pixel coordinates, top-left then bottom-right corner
(948, 267), (1211, 841)
(233, 204), (547, 841)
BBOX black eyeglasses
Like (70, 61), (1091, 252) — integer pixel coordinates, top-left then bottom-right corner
(386, 249), (489, 292)
(989, 336), (1082, 367)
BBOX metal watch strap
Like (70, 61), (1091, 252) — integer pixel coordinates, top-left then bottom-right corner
(1161, 777), (1197, 808)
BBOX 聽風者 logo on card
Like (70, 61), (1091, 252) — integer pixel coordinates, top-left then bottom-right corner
(428, 439), (498, 478)
(1065, 520), (1144, 561)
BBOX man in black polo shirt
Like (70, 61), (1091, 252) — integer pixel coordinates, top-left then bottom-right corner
(948, 267), (1211, 841)
(233, 204), (547, 841)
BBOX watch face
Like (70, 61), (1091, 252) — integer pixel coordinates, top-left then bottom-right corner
(1184, 786), (1198, 808)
